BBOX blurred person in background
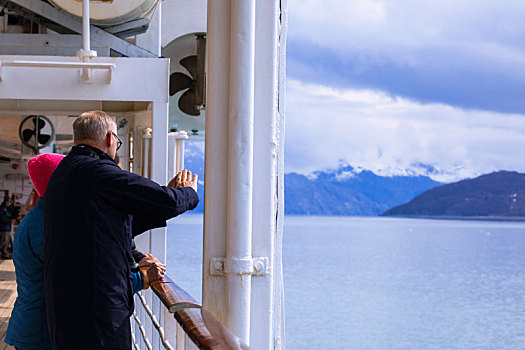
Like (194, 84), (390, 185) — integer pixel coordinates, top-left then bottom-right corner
(0, 195), (13, 259)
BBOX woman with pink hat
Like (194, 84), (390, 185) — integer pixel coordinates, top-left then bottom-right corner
(5, 153), (64, 349)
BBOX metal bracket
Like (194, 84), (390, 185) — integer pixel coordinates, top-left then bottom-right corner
(210, 257), (268, 276)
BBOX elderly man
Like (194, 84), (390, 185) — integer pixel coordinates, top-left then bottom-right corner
(44, 110), (199, 349)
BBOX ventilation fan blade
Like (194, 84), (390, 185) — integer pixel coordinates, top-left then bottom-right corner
(22, 129), (34, 143)
(179, 88), (200, 116)
(38, 134), (51, 145)
(179, 55), (197, 79)
(32, 118), (46, 130)
(170, 72), (194, 96)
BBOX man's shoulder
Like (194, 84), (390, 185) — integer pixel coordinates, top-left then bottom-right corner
(57, 152), (118, 175)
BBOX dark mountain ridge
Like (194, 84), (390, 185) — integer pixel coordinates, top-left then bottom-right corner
(382, 171), (525, 217)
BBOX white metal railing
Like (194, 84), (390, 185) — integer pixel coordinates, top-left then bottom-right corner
(130, 276), (222, 350)
(132, 308), (154, 350)
(134, 291), (175, 350)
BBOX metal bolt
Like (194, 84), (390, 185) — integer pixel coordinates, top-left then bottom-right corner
(213, 260), (223, 272)
(253, 260), (264, 273)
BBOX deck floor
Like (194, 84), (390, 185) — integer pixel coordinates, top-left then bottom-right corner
(0, 259), (15, 350)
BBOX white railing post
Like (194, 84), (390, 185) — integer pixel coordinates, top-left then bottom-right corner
(168, 131), (188, 180)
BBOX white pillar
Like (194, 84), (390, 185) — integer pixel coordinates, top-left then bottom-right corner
(168, 131), (188, 180)
(225, 0), (256, 344)
(150, 101), (169, 350)
(204, 0), (286, 348)
(203, 0), (230, 327)
(249, 0), (286, 348)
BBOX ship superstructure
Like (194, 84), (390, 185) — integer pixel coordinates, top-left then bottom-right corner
(0, 1), (287, 349)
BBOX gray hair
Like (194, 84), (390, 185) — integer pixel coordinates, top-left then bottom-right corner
(73, 110), (116, 144)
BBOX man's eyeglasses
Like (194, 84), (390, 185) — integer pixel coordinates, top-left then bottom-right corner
(108, 131), (122, 151)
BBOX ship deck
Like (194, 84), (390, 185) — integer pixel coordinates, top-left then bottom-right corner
(0, 259), (15, 350)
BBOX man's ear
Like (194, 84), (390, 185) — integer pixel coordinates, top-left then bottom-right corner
(105, 133), (112, 148)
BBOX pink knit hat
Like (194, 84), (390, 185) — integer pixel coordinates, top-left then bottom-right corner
(27, 153), (65, 198)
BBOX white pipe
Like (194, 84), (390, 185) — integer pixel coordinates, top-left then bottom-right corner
(82, 0), (90, 52)
(78, 0), (97, 81)
(226, 0), (256, 344)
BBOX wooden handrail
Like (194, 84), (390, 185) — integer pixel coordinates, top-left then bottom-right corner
(174, 308), (222, 350)
(149, 275), (222, 350)
(150, 275), (201, 312)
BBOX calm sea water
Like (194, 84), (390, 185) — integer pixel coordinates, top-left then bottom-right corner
(167, 215), (525, 349)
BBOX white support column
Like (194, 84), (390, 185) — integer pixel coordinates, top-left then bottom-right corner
(250, 0), (285, 348)
(203, 0), (230, 326)
(150, 101), (169, 350)
(225, 0), (256, 344)
(204, 0), (286, 349)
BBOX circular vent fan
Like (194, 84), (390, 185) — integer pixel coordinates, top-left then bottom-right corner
(18, 115), (55, 152)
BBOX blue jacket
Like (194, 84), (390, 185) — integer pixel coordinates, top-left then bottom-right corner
(44, 145), (198, 349)
(0, 202), (12, 232)
(5, 198), (50, 348)
(6, 198), (145, 349)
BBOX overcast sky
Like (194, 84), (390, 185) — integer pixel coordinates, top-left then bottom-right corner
(285, 0), (525, 181)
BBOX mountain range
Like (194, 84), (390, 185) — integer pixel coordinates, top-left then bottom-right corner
(184, 145), (525, 217)
(183, 144), (443, 216)
(382, 171), (525, 218)
(284, 167), (441, 216)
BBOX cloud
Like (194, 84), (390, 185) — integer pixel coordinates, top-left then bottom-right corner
(285, 79), (525, 181)
(287, 0), (525, 114)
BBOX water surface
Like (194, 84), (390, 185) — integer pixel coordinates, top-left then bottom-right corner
(167, 215), (525, 349)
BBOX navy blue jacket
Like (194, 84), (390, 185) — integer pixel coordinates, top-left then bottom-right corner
(44, 145), (199, 349)
(6, 199), (143, 349)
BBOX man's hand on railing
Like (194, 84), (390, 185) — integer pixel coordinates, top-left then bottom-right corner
(139, 261), (165, 290)
(167, 169), (198, 193)
(138, 253), (166, 275)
